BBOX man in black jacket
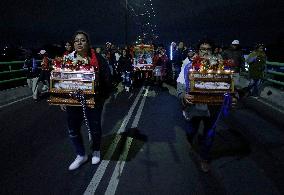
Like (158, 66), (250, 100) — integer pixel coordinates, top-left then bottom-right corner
(222, 40), (245, 88)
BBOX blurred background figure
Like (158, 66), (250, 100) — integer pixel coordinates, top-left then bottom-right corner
(38, 50), (51, 92)
(213, 46), (223, 59)
(63, 41), (73, 56)
(118, 49), (133, 92)
(222, 40), (245, 88)
(23, 51), (40, 102)
(153, 47), (169, 86)
(95, 47), (102, 54)
(172, 41), (188, 83)
(182, 48), (195, 66)
(246, 43), (267, 97)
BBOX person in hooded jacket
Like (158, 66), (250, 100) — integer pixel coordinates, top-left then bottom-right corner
(118, 49), (133, 91)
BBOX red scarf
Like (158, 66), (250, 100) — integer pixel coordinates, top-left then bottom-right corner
(90, 49), (99, 70)
(80, 49), (99, 71)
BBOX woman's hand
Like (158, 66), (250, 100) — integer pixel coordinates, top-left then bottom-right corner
(183, 94), (194, 105)
(60, 105), (67, 112)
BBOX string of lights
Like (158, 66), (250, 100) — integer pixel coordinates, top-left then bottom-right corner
(127, 0), (158, 44)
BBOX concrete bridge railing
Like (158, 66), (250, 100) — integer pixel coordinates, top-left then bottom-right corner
(265, 61), (284, 87)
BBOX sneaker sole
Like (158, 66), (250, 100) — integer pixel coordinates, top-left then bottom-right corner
(68, 157), (88, 171)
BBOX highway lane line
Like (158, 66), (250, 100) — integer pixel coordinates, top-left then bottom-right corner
(104, 87), (149, 195)
(84, 87), (145, 195)
(253, 97), (284, 114)
(0, 95), (32, 109)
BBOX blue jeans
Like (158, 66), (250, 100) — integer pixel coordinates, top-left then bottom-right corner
(122, 71), (132, 87)
(186, 106), (220, 161)
(66, 105), (102, 156)
(174, 66), (181, 81)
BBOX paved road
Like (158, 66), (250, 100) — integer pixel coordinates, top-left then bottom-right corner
(0, 83), (283, 195)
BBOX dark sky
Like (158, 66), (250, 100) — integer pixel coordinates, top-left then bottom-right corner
(1, 0), (283, 48)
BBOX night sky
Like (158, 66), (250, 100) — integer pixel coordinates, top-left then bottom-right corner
(1, 0), (283, 48)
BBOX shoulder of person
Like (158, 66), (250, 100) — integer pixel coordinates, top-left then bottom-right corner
(96, 53), (108, 66)
(66, 51), (76, 59)
(248, 51), (257, 56)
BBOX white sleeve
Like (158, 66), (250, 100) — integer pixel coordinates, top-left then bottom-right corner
(182, 57), (190, 67)
(176, 65), (185, 84)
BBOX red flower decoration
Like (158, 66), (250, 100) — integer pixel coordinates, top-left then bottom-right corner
(223, 59), (235, 67)
(139, 44), (144, 50)
(192, 56), (203, 70)
(57, 49), (99, 72)
(90, 49), (99, 71)
(53, 57), (63, 68)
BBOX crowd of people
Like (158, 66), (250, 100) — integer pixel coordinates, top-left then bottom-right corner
(24, 37), (267, 100)
(23, 31), (268, 172)
(173, 40), (267, 97)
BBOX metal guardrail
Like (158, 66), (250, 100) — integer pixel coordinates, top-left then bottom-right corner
(0, 61), (27, 65)
(0, 77), (27, 84)
(1, 59), (284, 88)
(0, 60), (41, 85)
(265, 61), (284, 87)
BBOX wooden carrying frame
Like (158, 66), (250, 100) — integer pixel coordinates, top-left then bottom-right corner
(188, 71), (236, 105)
(48, 71), (98, 108)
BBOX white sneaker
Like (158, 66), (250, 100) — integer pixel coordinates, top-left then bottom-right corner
(125, 87), (130, 92)
(92, 151), (101, 165)
(68, 155), (88, 171)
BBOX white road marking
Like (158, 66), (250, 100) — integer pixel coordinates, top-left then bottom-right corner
(254, 97), (284, 114)
(0, 95), (32, 109)
(105, 87), (149, 195)
(84, 87), (145, 195)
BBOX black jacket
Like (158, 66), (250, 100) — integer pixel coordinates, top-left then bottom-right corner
(222, 48), (245, 72)
(96, 53), (112, 104)
(118, 56), (133, 72)
(23, 58), (40, 78)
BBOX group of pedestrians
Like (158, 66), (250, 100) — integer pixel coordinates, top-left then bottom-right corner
(172, 39), (267, 97)
(175, 38), (267, 172)
(22, 33), (267, 173)
(95, 43), (173, 91)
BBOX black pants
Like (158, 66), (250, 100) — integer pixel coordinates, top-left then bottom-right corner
(186, 105), (221, 160)
(39, 70), (50, 86)
(66, 105), (102, 156)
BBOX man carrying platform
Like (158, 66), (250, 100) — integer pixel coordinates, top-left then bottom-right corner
(177, 39), (235, 172)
